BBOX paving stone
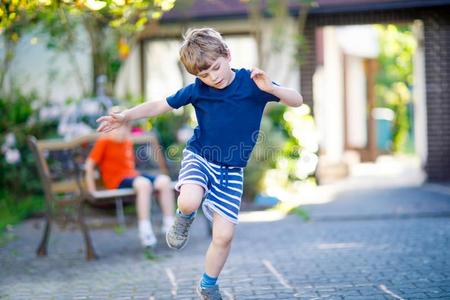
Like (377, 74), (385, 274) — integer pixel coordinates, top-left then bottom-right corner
(1, 186), (450, 299)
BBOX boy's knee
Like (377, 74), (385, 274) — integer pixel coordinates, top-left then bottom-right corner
(177, 184), (204, 213)
(177, 197), (198, 214)
(133, 176), (153, 193)
(155, 174), (172, 190)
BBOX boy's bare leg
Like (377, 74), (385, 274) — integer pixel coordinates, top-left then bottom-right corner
(154, 175), (175, 217)
(166, 183), (203, 249)
(204, 212), (235, 277)
(133, 176), (156, 247)
(133, 176), (153, 220)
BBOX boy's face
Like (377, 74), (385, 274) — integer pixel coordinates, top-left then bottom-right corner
(196, 55), (234, 89)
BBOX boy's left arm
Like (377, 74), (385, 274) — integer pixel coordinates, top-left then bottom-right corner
(251, 68), (303, 107)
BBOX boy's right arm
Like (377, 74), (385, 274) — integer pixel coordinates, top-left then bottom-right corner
(97, 100), (173, 133)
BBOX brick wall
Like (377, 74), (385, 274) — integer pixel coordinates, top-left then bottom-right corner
(303, 6), (450, 181)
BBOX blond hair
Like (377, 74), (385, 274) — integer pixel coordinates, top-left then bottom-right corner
(179, 28), (229, 75)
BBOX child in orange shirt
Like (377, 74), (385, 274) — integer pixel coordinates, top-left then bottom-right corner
(85, 107), (175, 249)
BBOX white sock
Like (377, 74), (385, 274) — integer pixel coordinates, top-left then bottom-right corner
(161, 216), (175, 234)
(163, 216), (175, 228)
(139, 219), (155, 237)
(138, 219), (156, 247)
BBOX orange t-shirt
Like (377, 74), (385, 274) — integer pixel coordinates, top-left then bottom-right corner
(88, 137), (139, 189)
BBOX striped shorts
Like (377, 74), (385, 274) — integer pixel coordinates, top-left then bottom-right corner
(175, 149), (244, 224)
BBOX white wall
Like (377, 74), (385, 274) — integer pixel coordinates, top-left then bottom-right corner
(336, 25), (379, 59)
(3, 18), (301, 104)
(346, 55), (368, 148)
(320, 26), (344, 162)
(144, 39), (188, 101)
(260, 18), (301, 90)
(115, 45), (141, 99)
(316, 25), (380, 163)
(1, 27), (91, 103)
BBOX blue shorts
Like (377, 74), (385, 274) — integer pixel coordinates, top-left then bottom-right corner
(118, 173), (156, 189)
(175, 150), (244, 224)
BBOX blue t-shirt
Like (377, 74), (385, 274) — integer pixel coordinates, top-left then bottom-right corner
(166, 68), (279, 167)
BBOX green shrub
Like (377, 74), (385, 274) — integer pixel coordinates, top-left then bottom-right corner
(376, 24), (416, 153)
(244, 103), (318, 201)
(0, 191), (45, 232)
(243, 116), (285, 201)
(0, 89), (58, 231)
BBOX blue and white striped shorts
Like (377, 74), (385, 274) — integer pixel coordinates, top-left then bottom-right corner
(175, 150), (244, 224)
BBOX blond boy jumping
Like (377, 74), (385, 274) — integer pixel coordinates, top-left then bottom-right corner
(97, 28), (303, 299)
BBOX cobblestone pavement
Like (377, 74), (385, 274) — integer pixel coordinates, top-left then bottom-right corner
(1, 184), (450, 300)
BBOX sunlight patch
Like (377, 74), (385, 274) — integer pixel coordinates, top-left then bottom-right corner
(317, 242), (363, 249)
(239, 210), (286, 223)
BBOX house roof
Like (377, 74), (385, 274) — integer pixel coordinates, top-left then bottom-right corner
(161, 0), (450, 22)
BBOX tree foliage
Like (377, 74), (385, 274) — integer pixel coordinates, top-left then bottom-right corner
(375, 24), (416, 153)
(1, 0), (176, 95)
(1, 0), (176, 37)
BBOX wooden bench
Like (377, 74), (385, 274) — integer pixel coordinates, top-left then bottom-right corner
(28, 132), (176, 260)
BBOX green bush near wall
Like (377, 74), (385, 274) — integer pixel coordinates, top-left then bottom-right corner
(0, 89), (58, 232)
(0, 192), (45, 232)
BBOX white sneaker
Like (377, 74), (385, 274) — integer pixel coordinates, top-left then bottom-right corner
(138, 220), (157, 248)
(140, 232), (157, 248)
